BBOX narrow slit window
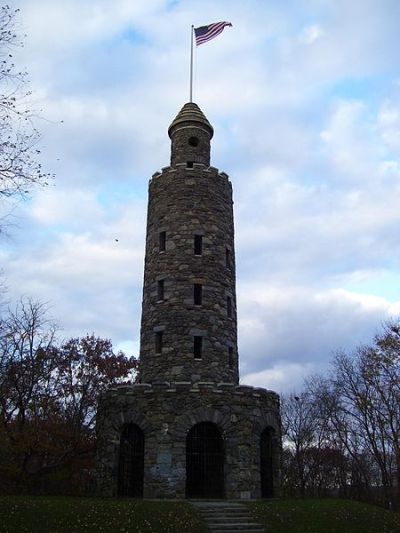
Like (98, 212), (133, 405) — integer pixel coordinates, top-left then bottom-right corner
(155, 331), (163, 354)
(194, 235), (203, 255)
(194, 336), (203, 359)
(228, 347), (234, 369)
(157, 279), (165, 301)
(194, 284), (202, 305)
(226, 247), (231, 268)
(227, 296), (232, 318)
(159, 231), (166, 252)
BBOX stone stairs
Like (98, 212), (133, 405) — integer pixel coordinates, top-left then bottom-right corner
(190, 501), (265, 533)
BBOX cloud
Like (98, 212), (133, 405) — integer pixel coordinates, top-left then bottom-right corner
(299, 24), (324, 45)
(31, 188), (104, 227)
(238, 283), (398, 391)
(2, 0), (400, 393)
(378, 89), (400, 152)
(320, 99), (379, 180)
(242, 362), (317, 393)
(3, 192), (146, 348)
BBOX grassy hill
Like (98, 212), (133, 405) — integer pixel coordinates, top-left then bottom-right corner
(0, 496), (399, 532)
(248, 498), (400, 533)
(0, 497), (207, 533)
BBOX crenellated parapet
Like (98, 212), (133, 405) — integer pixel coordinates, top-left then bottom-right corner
(102, 381), (280, 402)
(96, 382), (281, 499)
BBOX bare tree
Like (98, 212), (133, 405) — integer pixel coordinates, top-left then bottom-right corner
(331, 339), (399, 506)
(306, 374), (375, 499)
(281, 320), (400, 507)
(371, 321), (400, 499)
(281, 391), (319, 496)
(0, 298), (59, 489)
(0, 6), (51, 228)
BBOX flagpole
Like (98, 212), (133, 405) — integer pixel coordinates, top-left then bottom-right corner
(189, 25), (194, 102)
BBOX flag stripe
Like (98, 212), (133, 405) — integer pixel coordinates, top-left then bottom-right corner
(194, 21), (232, 46)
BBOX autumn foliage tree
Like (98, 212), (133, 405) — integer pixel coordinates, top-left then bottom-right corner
(0, 299), (137, 494)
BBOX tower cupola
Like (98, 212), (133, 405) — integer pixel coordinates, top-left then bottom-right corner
(168, 102), (214, 167)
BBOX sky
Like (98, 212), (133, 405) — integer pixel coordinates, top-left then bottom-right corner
(1, 0), (400, 393)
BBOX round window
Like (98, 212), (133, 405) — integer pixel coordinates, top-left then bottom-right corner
(188, 136), (199, 147)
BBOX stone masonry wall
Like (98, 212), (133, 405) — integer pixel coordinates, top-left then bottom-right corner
(96, 103), (282, 500)
(139, 163), (238, 384)
(96, 382), (281, 499)
(170, 125), (211, 167)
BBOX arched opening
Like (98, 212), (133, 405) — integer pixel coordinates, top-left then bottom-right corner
(260, 426), (275, 498)
(118, 423), (144, 497)
(186, 422), (224, 498)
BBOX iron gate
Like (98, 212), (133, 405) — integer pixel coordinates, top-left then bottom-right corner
(260, 426), (274, 498)
(186, 422), (224, 498)
(118, 423), (144, 497)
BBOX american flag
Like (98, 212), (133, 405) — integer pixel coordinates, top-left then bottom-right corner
(194, 21), (232, 46)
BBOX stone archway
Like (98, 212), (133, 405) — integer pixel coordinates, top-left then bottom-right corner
(260, 426), (275, 498)
(186, 421), (225, 498)
(118, 423), (145, 497)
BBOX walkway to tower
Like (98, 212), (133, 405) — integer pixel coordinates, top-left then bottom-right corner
(190, 501), (265, 532)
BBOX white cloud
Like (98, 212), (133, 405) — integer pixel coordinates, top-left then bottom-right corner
(2, 0), (400, 393)
(3, 194), (146, 344)
(320, 100), (379, 180)
(379, 98), (400, 151)
(242, 362), (317, 393)
(31, 188), (103, 226)
(237, 284), (398, 386)
(299, 24), (324, 45)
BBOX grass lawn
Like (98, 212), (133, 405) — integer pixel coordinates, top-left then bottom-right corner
(248, 498), (400, 533)
(0, 496), (208, 533)
(1, 497), (399, 533)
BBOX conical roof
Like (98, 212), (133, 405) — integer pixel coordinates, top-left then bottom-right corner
(168, 102), (214, 139)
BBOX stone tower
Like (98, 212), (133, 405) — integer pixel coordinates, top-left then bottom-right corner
(139, 103), (238, 385)
(96, 103), (281, 499)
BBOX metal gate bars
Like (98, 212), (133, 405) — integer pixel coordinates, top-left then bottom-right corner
(260, 426), (274, 497)
(118, 423), (144, 497)
(186, 422), (225, 498)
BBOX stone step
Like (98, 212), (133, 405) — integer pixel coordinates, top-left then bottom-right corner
(200, 511), (251, 516)
(200, 508), (250, 513)
(206, 528), (265, 533)
(199, 509), (251, 514)
(210, 528), (265, 533)
(205, 516), (257, 522)
(208, 528), (264, 533)
(190, 501), (265, 533)
(203, 517), (253, 522)
(208, 524), (264, 530)
(204, 516), (253, 520)
(196, 503), (246, 507)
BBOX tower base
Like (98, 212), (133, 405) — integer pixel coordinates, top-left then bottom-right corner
(96, 381), (281, 499)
